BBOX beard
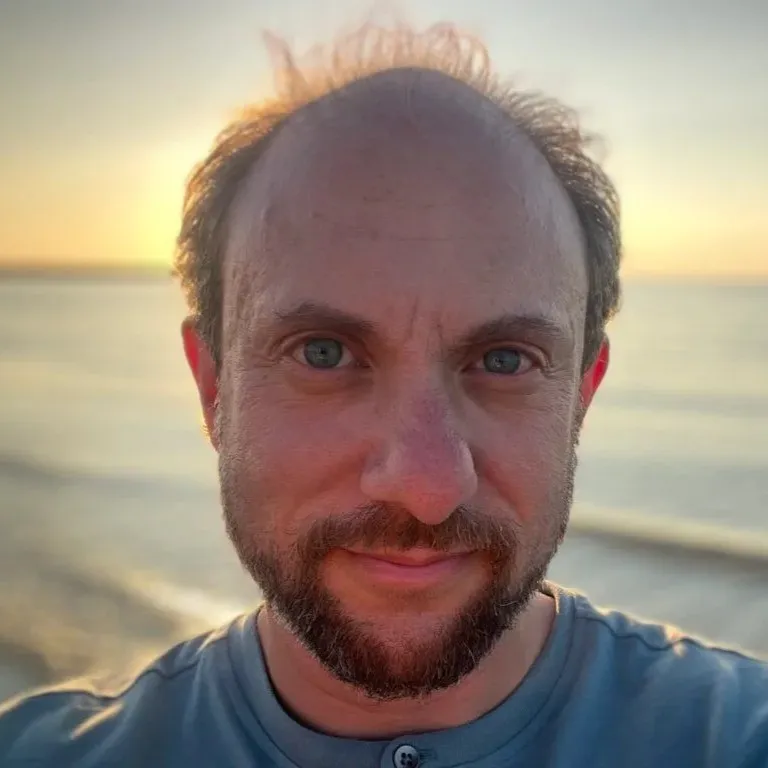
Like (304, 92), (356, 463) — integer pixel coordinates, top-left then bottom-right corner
(219, 428), (579, 701)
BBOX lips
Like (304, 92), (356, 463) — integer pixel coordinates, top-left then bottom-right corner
(334, 547), (476, 590)
(352, 549), (467, 567)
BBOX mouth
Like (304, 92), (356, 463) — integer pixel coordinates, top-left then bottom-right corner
(340, 547), (475, 586)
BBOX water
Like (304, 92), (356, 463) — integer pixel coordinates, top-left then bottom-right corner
(0, 276), (767, 683)
(2, 277), (766, 530)
(578, 281), (768, 530)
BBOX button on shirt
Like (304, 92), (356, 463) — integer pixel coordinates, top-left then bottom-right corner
(391, 744), (420, 768)
(2, 583), (768, 767)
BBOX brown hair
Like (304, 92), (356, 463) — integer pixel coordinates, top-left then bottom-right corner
(174, 23), (622, 372)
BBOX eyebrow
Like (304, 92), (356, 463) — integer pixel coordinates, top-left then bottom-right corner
(268, 300), (571, 354)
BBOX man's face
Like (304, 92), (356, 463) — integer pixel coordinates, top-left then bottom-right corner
(192, 78), (600, 700)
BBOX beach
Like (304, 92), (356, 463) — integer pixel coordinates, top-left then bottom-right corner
(1, 276), (767, 700)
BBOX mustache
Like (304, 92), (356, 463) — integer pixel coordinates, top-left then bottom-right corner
(295, 502), (519, 566)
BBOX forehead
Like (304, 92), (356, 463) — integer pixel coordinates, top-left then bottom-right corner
(223, 71), (588, 342)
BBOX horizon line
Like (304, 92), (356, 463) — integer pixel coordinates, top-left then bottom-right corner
(0, 263), (765, 287)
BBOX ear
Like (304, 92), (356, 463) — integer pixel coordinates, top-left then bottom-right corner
(181, 317), (220, 451)
(579, 336), (610, 412)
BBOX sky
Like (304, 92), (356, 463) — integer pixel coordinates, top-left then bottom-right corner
(0, 0), (766, 277)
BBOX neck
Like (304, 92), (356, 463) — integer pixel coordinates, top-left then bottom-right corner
(256, 592), (555, 739)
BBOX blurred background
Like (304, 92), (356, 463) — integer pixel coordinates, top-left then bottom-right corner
(1, 0), (766, 701)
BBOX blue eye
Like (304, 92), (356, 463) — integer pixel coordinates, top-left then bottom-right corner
(301, 338), (347, 369)
(482, 348), (527, 375)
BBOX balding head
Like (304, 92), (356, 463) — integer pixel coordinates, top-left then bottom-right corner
(175, 23), (621, 376)
(222, 66), (588, 351)
(249, 64), (574, 211)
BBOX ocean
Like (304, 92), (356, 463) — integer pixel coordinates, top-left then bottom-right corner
(1, 276), (767, 694)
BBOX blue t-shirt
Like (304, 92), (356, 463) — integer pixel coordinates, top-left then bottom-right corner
(1, 583), (767, 767)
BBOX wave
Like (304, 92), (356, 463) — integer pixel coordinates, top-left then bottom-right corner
(598, 389), (768, 420)
(0, 547), (249, 698)
(569, 505), (768, 567)
(0, 451), (215, 500)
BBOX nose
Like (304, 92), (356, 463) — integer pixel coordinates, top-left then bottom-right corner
(360, 390), (478, 526)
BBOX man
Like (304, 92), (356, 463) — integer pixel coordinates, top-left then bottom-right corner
(1, 22), (766, 768)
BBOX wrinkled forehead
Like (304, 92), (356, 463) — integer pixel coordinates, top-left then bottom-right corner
(222, 69), (589, 345)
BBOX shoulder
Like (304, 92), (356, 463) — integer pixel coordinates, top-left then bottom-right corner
(566, 588), (768, 764)
(0, 618), (238, 766)
(570, 589), (768, 684)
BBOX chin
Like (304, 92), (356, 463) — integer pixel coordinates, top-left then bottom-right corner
(267, 567), (528, 700)
(343, 596), (466, 637)
(323, 607), (475, 699)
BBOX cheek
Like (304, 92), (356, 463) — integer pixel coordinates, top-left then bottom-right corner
(224, 372), (371, 534)
(477, 393), (577, 522)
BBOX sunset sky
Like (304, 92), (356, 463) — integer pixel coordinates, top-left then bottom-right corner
(1, 0), (766, 276)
